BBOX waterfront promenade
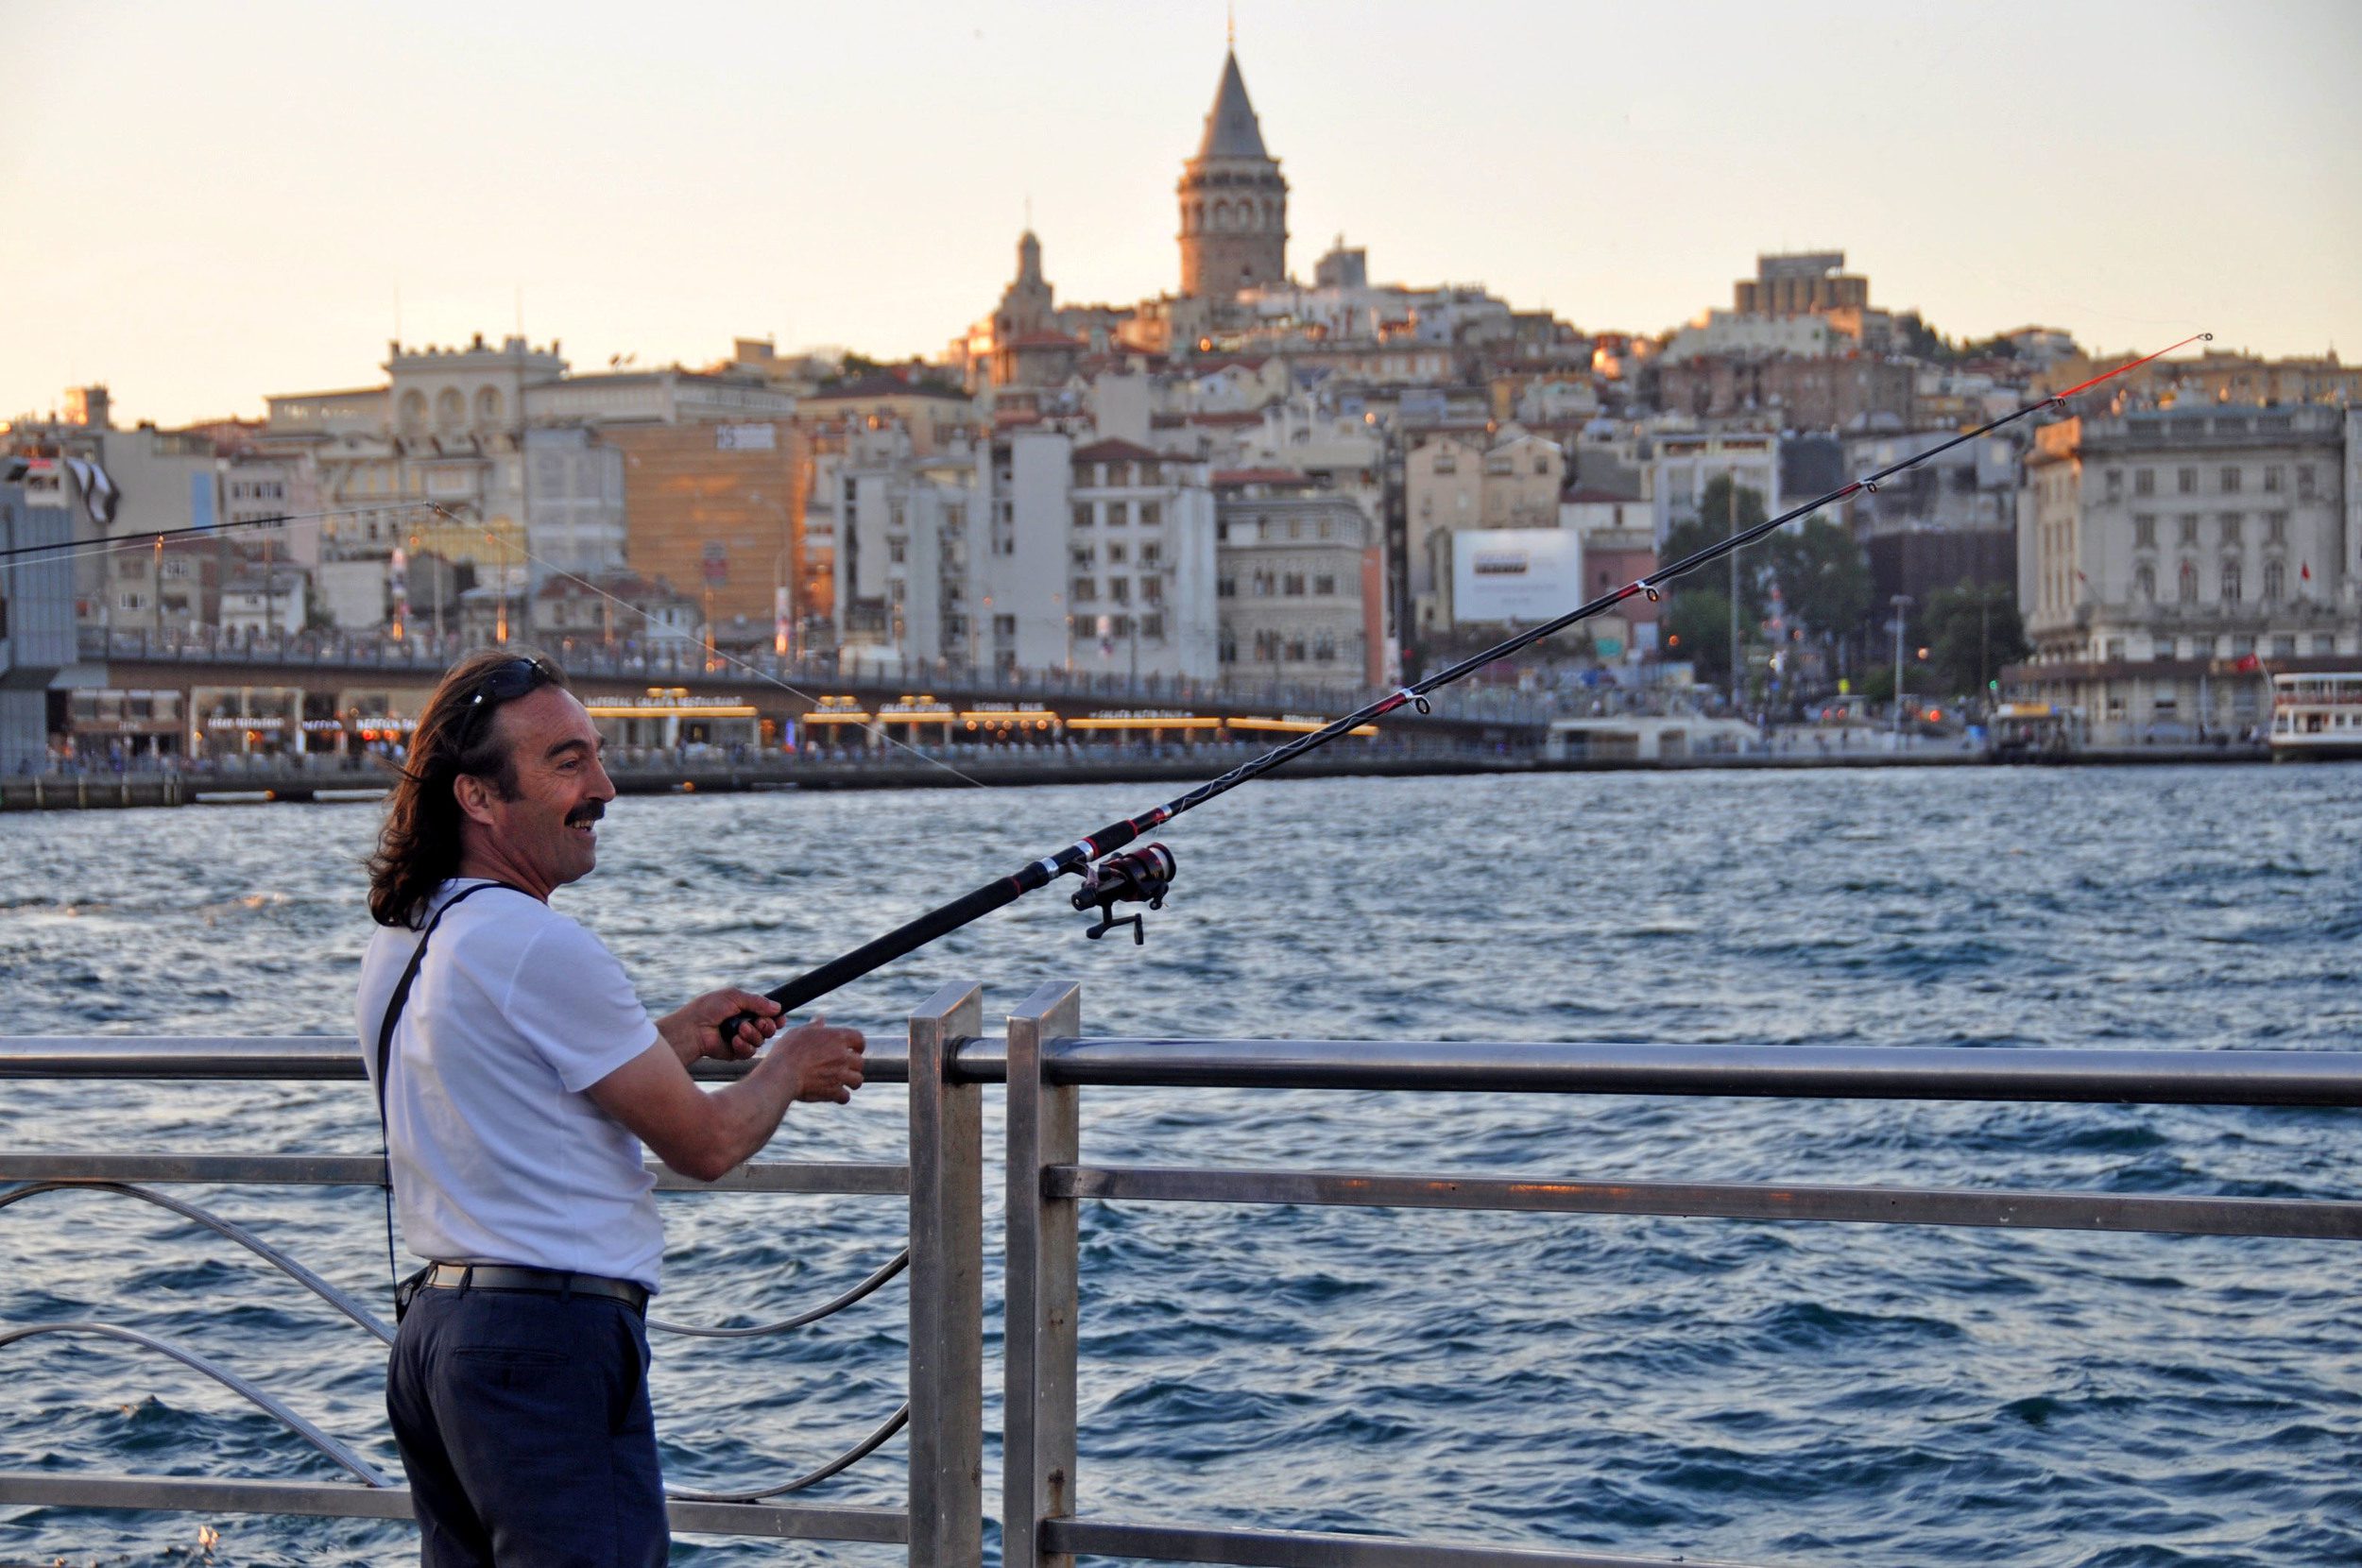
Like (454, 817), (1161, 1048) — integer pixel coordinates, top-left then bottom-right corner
(0, 736), (2275, 811)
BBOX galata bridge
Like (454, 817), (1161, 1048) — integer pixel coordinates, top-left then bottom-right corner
(35, 629), (1563, 803)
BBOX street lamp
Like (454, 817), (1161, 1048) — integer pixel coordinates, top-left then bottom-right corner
(1890, 592), (1913, 740)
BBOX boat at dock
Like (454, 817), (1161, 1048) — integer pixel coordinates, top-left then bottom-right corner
(2268, 671), (2362, 760)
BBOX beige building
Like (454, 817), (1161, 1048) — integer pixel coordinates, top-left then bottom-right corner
(1402, 430), (1566, 637)
(2013, 407), (2354, 741)
(1215, 475), (1379, 689)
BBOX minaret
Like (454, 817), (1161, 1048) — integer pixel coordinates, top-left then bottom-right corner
(1176, 48), (1288, 299)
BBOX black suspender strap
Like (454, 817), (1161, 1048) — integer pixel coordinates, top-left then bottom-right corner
(374, 879), (531, 1315)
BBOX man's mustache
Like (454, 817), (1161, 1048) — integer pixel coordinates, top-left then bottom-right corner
(566, 802), (605, 827)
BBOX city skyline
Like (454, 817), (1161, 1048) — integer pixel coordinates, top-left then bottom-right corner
(4, 0), (2357, 428)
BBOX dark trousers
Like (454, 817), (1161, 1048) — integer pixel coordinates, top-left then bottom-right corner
(386, 1283), (667, 1567)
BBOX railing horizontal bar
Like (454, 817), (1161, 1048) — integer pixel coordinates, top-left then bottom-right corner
(0, 1473), (908, 1542)
(0, 1154), (908, 1196)
(0, 1038), (913, 1084)
(1037, 1039), (2362, 1105)
(1045, 1516), (1754, 1568)
(1053, 1166), (2362, 1240)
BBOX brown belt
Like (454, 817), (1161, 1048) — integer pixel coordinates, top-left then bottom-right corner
(419, 1261), (648, 1314)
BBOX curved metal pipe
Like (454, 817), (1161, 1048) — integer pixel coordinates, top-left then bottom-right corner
(0, 1181), (393, 1344)
(648, 1246), (909, 1338)
(665, 1400), (910, 1502)
(0, 1321), (390, 1487)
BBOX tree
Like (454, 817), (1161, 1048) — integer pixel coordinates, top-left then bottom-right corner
(1763, 515), (1874, 640)
(1922, 585), (2029, 700)
(1666, 588), (1733, 684)
(1664, 476), (1771, 631)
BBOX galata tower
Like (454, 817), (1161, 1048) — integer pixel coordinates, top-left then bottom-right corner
(1176, 50), (1288, 298)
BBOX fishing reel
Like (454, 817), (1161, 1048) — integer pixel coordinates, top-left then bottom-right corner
(1067, 844), (1177, 946)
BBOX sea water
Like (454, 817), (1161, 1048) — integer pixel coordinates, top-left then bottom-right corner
(1, 764), (2357, 1566)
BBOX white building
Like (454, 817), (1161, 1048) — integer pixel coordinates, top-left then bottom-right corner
(2014, 406), (2353, 741)
(1650, 430), (1780, 545)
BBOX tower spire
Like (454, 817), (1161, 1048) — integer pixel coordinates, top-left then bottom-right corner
(1227, 2), (1235, 50)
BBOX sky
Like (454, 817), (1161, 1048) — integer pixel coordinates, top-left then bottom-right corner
(3, 0), (2357, 429)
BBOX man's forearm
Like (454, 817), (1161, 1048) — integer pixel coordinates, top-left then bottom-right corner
(687, 1069), (800, 1178)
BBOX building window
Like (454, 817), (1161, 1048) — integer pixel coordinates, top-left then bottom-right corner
(1140, 541), (1161, 567)
(1072, 545), (1095, 568)
(2316, 635), (2338, 656)
(1139, 502), (1161, 527)
(2178, 515), (2199, 546)
(2105, 638), (2126, 662)
(2266, 511), (2287, 544)
(1071, 577), (1095, 602)
(2178, 560), (2199, 603)
(1141, 577), (1163, 605)
(1252, 571), (1275, 597)
(2219, 513), (2243, 545)
(2297, 465), (2318, 499)
(2220, 558), (2242, 602)
(1106, 541), (1128, 565)
(1431, 452), (1457, 475)
(888, 538), (907, 564)
(2177, 467), (2197, 495)
(1072, 503), (1093, 530)
(1108, 578), (1130, 605)
(2133, 514), (2156, 548)
(2105, 469), (2123, 501)
(1282, 572), (1306, 596)
(1141, 613), (1165, 640)
(1314, 574), (1337, 596)
(994, 614), (1016, 639)
(2134, 469), (2155, 497)
(2271, 635), (2296, 657)
(2263, 466), (2284, 493)
(2134, 564), (2155, 600)
(2264, 561), (2285, 602)
(1106, 463), (1130, 487)
(2219, 466), (2242, 494)
(1217, 575), (1235, 598)
(1107, 502), (1129, 527)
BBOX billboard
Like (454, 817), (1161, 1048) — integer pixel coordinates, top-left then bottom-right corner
(1450, 529), (1582, 625)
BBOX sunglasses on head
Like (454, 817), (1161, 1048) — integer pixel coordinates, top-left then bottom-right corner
(457, 656), (556, 748)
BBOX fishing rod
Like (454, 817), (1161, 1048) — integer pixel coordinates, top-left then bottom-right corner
(724, 333), (2209, 1029)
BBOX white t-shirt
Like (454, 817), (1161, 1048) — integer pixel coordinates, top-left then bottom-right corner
(356, 878), (667, 1292)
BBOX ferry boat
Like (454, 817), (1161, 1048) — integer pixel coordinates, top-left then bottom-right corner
(2268, 671), (2362, 760)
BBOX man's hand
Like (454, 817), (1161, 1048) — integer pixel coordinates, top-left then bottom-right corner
(657, 989), (782, 1068)
(759, 1016), (867, 1104)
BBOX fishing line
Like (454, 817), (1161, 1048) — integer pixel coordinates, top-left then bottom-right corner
(0, 503), (413, 565)
(717, 333), (2213, 1031)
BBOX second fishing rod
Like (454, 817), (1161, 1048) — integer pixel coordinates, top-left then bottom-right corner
(721, 334), (2206, 1028)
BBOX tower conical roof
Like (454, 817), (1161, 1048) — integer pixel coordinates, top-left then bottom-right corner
(1194, 51), (1270, 162)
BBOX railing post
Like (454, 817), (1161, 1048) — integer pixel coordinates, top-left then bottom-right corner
(1003, 982), (1080, 1568)
(907, 981), (984, 1568)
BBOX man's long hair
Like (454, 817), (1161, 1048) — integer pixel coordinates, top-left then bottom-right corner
(366, 649), (568, 929)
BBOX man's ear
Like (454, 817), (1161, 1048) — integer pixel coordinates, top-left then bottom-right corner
(452, 771), (500, 827)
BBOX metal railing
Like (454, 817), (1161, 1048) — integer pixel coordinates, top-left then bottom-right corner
(0, 985), (987, 1562)
(9, 997), (2361, 1564)
(989, 986), (2362, 1568)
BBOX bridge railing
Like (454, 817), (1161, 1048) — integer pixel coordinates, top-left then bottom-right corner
(986, 985), (2362, 1568)
(0, 983), (987, 1564)
(17, 991), (2329, 1563)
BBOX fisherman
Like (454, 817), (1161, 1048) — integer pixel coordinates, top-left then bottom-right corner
(357, 650), (865, 1566)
